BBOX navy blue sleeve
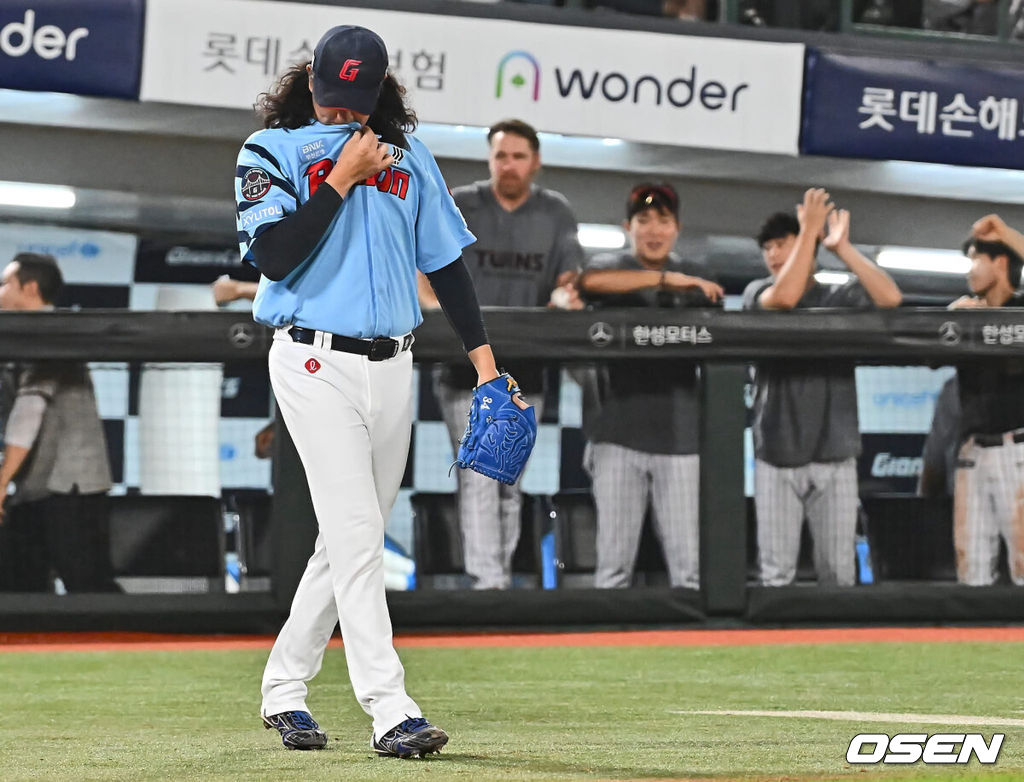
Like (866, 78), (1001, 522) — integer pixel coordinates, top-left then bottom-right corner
(425, 257), (488, 353)
(249, 185), (344, 281)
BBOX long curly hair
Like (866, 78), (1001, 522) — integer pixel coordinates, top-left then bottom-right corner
(255, 61), (417, 149)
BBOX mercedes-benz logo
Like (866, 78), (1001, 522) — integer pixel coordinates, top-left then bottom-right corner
(939, 321), (961, 345)
(589, 321), (614, 347)
(229, 322), (256, 349)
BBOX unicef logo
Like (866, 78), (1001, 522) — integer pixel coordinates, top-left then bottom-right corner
(79, 242), (100, 258)
(496, 51), (540, 100)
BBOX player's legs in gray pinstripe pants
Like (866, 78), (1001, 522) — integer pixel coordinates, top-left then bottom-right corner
(754, 460), (805, 587)
(437, 379), (542, 589)
(649, 452), (700, 588)
(755, 457), (858, 586)
(589, 442), (700, 588)
(954, 435), (1024, 586)
(804, 458), (858, 586)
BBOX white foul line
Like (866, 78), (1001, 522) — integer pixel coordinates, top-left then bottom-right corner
(673, 710), (1024, 728)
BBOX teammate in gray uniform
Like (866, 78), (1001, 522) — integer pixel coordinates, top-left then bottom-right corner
(578, 183), (723, 589)
(744, 190), (902, 587)
(948, 214), (1024, 585)
(419, 119), (584, 589)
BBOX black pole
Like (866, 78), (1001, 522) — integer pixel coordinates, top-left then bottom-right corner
(699, 363), (748, 614)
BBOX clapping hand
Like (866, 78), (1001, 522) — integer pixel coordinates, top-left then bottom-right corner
(823, 209), (851, 253)
(796, 187), (833, 240)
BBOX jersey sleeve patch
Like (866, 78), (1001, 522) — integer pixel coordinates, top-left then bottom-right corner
(241, 168), (273, 201)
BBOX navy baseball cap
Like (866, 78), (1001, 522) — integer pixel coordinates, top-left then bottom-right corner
(310, 25), (388, 113)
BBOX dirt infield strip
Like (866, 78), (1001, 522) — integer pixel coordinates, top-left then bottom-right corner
(1, 626), (1023, 653)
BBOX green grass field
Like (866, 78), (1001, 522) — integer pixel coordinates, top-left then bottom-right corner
(1, 640), (1022, 781)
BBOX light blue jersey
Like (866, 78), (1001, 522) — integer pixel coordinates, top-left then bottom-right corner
(235, 122), (475, 337)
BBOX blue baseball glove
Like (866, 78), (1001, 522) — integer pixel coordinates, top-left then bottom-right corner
(456, 372), (537, 485)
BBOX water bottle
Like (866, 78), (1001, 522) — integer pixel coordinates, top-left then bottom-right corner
(855, 503), (874, 584)
(225, 551), (241, 593)
(223, 501), (243, 592)
(541, 506), (558, 590)
(856, 534), (874, 585)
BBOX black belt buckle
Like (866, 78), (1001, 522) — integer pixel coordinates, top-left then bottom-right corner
(288, 325), (312, 345)
(368, 337), (399, 361)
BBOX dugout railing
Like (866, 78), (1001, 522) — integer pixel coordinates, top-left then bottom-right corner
(1, 307), (1023, 631)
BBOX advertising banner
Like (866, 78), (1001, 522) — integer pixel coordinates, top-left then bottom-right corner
(141, 0), (804, 154)
(858, 433), (927, 496)
(855, 365), (956, 434)
(0, 221), (136, 284)
(0, 0), (143, 98)
(803, 49), (1024, 169)
(134, 238), (258, 284)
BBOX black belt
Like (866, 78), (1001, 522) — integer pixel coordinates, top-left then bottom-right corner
(974, 430), (1024, 448)
(288, 326), (413, 361)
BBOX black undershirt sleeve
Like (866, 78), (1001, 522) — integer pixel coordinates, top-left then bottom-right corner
(249, 185), (344, 281)
(425, 258), (489, 353)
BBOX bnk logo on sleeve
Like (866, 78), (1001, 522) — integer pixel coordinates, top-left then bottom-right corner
(847, 733), (1004, 764)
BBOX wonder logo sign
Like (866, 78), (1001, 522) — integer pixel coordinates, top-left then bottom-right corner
(494, 49), (749, 113)
(495, 51), (540, 100)
(484, 32), (801, 154)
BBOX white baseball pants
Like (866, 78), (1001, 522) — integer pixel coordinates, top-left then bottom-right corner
(260, 329), (420, 741)
(954, 433), (1024, 586)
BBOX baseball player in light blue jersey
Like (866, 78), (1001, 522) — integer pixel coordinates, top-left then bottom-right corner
(235, 25), (522, 758)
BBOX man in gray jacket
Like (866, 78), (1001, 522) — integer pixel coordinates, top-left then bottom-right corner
(0, 253), (116, 592)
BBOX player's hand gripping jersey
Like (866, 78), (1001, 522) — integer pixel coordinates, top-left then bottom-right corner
(235, 122), (474, 338)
